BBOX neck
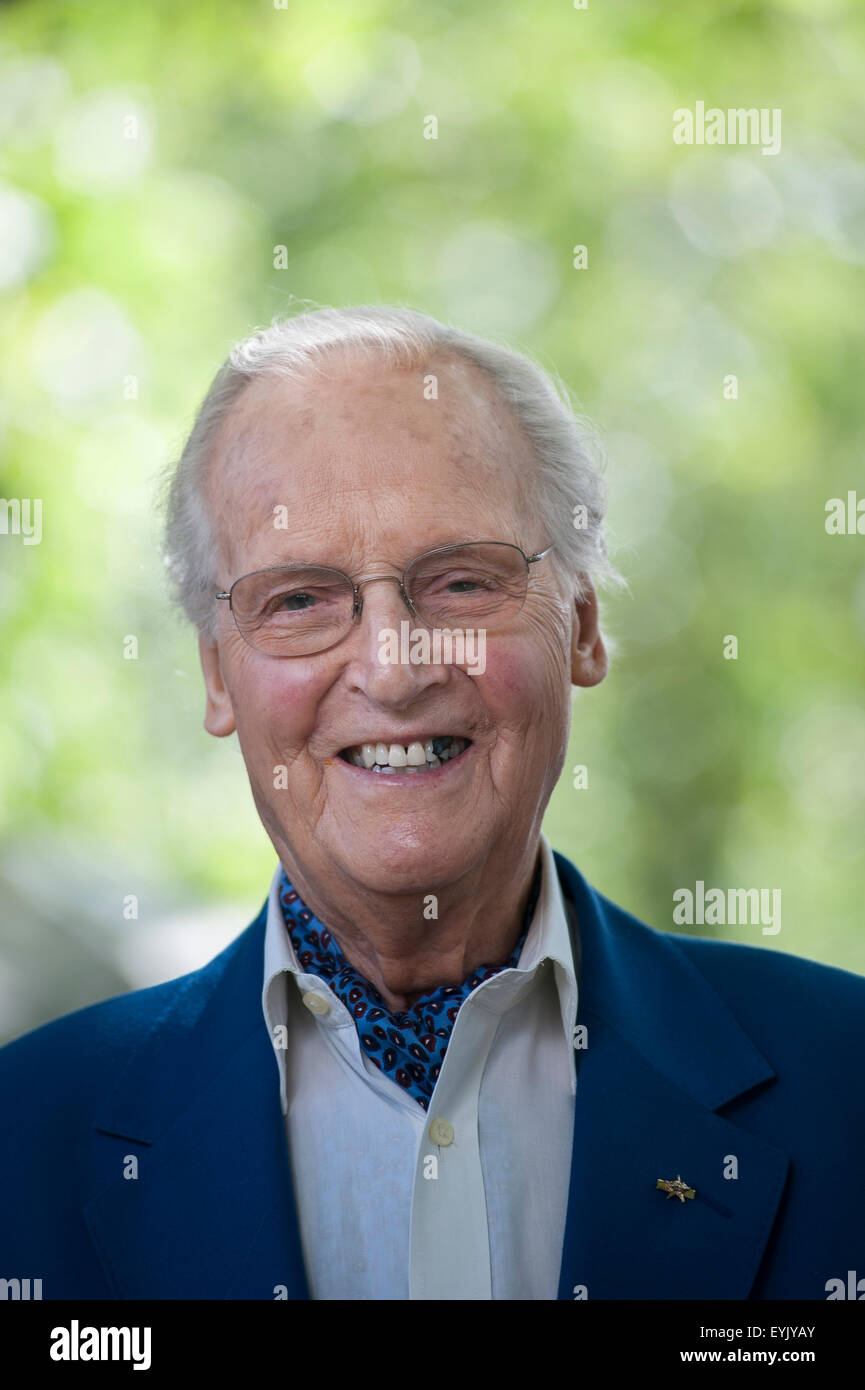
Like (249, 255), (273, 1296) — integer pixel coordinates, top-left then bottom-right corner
(280, 845), (542, 1012)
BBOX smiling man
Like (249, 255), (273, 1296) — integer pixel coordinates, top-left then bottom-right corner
(1, 305), (864, 1302)
(195, 344), (605, 1019)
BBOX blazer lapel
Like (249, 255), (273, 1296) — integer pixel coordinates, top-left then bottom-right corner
(84, 909), (310, 1300)
(553, 854), (789, 1300)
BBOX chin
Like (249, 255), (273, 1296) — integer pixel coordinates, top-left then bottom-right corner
(334, 834), (483, 898)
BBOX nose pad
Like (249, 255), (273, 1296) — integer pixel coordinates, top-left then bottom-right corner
(399, 584), (417, 616)
(351, 575), (416, 633)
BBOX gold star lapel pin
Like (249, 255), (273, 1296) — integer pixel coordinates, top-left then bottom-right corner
(657, 1174), (696, 1202)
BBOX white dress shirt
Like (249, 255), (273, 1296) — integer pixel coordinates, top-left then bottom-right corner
(261, 831), (579, 1300)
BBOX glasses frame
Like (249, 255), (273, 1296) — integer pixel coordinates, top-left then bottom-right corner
(215, 538), (556, 657)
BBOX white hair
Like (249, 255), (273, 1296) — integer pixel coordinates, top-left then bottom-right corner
(161, 303), (622, 637)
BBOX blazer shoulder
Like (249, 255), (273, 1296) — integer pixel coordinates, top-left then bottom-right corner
(557, 847), (865, 1080)
(670, 928), (865, 1011)
(576, 863), (865, 1029)
(664, 928), (865, 1073)
(569, 865), (865, 1146)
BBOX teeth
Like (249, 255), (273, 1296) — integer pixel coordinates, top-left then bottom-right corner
(343, 735), (468, 772)
(440, 737), (465, 762)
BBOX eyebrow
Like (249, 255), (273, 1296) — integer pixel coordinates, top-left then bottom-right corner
(239, 537), (487, 575)
(251, 556), (344, 570)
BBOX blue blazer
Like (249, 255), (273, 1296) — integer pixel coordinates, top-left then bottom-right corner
(1, 851), (863, 1300)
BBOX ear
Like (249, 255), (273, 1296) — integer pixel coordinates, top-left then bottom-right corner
(198, 632), (237, 737)
(570, 579), (608, 688)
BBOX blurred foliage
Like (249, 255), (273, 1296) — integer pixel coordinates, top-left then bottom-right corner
(1, 0), (864, 1040)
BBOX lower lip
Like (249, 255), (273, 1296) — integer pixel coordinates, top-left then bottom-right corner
(331, 743), (475, 784)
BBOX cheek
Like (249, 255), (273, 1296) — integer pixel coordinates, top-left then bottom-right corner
(228, 658), (329, 754)
(479, 630), (568, 725)
(480, 652), (538, 709)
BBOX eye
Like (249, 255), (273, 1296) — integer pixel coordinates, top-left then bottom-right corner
(261, 587), (324, 619)
(280, 590), (316, 612)
(443, 572), (497, 592)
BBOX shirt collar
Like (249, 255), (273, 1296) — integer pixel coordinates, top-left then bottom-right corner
(262, 831), (579, 1114)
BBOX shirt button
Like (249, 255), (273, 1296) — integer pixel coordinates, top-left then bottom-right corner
(429, 1118), (454, 1147)
(301, 991), (331, 1016)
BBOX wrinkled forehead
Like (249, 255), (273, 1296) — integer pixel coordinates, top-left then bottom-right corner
(204, 351), (538, 564)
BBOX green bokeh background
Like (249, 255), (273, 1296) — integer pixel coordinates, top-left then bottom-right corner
(1, 0), (864, 1041)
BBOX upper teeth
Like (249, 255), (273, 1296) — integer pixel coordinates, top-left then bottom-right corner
(345, 736), (467, 770)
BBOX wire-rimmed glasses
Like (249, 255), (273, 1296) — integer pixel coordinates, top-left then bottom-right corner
(215, 539), (555, 657)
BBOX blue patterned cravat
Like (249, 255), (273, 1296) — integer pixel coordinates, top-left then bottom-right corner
(279, 867), (541, 1111)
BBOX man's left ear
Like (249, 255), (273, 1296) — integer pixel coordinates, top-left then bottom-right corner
(570, 580), (608, 688)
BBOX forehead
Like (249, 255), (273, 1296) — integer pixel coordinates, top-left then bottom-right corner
(207, 351), (537, 568)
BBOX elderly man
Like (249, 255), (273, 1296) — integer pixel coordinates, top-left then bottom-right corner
(1, 306), (864, 1302)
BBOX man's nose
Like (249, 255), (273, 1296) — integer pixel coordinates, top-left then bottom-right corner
(343, 576), (448, 699)
(351, 575), (417, 661)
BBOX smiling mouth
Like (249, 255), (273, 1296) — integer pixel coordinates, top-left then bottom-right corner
(339, 735), (472, 774)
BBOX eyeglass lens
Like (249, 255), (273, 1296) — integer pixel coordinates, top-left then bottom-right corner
(229, 543), (529, 656)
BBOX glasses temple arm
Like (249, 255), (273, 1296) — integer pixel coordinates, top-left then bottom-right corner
(526, 543), (555, 565)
